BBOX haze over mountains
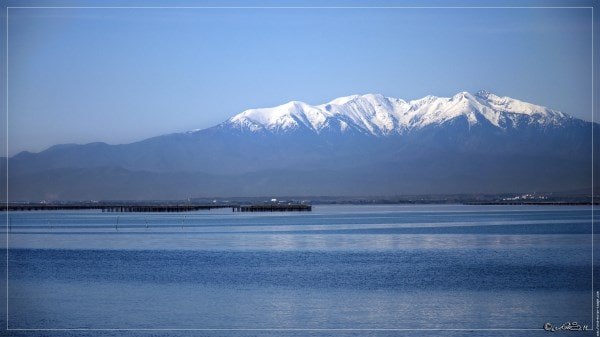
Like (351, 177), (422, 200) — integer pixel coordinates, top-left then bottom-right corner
(3, 90), (597, 201)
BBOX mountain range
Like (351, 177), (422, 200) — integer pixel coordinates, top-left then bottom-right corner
(3, 90), (597, 201)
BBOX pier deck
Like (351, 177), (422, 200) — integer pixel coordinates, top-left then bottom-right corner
(1, 204), (231, 212)
(2, 203), (312, 213)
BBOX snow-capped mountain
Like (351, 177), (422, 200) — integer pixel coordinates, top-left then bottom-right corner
(4, 91), (596, 200)
(221, 90), (571, 136)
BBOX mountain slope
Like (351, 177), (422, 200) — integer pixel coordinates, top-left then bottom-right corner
(5, 91), (597, 200)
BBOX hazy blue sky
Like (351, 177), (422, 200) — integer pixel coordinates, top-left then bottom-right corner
(3, 1), (597, 155)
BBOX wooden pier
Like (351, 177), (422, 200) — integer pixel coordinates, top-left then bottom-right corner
(101, 205), (232, 213)
(1, 204), (232, 213)
(1, 203), (312, 213)
(234, 204), (312, 212)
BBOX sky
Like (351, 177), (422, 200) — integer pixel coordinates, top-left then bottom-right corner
(2, 0), (597, 156)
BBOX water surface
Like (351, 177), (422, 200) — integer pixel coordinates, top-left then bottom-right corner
(1, 205), (597, 336)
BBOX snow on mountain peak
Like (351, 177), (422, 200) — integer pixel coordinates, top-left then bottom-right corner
(229, 100), (331, 133)
(223, 91), (572, 135)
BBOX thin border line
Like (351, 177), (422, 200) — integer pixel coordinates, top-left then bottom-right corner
(4, 6), (595, 9)
(592, 4), (596, 333)
(8, 328), (544, 331)
(5, 4), (9, 332)
(4, 4), (595, 333)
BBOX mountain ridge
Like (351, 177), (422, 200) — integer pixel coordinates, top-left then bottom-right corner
(217, 90), (573, 137)
(3, 90), (596, 200)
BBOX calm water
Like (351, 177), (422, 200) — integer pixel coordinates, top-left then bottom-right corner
(1, 205), (598, 336)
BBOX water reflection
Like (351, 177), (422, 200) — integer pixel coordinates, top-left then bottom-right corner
(2, 232), (592, 251)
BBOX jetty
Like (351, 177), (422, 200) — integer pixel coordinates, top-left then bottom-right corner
(1, 204), (231, 213)
(1, 203), (312, 213)
(101, 205), (232, 213)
